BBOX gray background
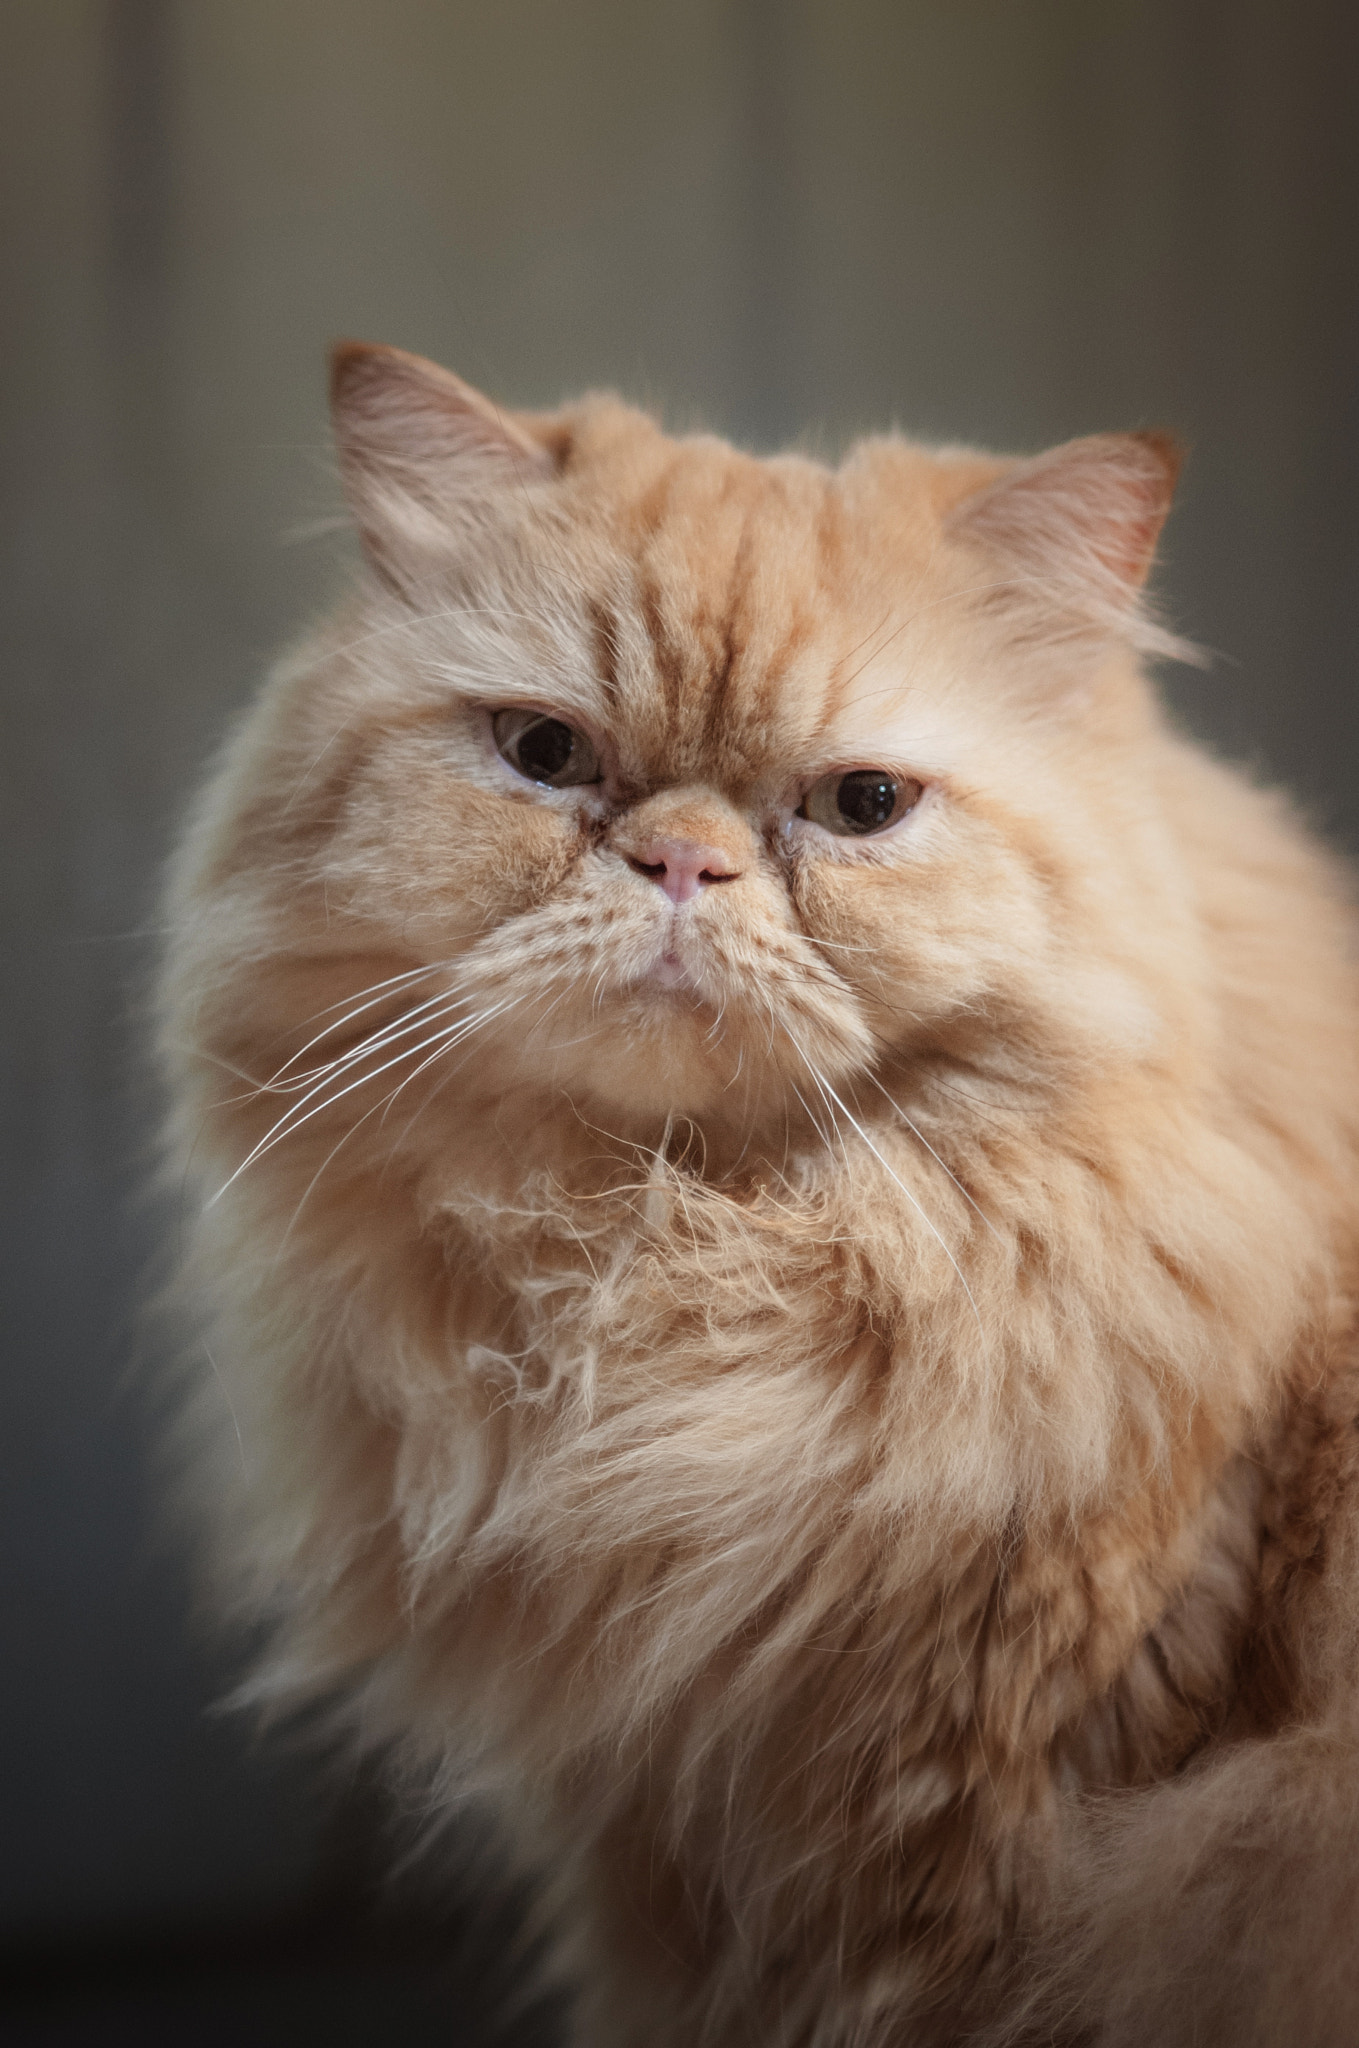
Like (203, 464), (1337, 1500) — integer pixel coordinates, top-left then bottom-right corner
(3, 0), (1357, 1974)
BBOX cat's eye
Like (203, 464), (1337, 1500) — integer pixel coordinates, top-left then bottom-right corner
(799, 768), (923, 837)
(492, 708), (601, 788)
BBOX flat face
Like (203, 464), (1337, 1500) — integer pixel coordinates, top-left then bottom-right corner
(180, 356), (1180, 1208)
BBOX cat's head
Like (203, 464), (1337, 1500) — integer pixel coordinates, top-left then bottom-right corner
(171, 344), (1188, 1182)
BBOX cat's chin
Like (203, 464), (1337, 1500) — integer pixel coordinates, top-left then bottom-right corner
(535, 983), (750, 1128)
(506, 961), (874, 1138)
(642, 950), (695, 993)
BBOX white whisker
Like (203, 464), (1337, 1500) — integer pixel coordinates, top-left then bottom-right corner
(271, 999), (523, 1246)
(267, 972), (463, 1089)
(236, 989), (477, 1150)
(790, 1043), (984, 1333)
(378, 996), (525, 1115)
(865, 1073), (1004, 1243)
(209, 990), (487, 1202)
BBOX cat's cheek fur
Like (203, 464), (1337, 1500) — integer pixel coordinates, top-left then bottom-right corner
(791, 829), (1051, 1052)
(324, 755), (588, 944)
(786, 806), (1167, 1084)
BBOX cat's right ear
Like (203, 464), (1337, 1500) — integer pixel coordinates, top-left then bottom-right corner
(329, 342), (554, 598)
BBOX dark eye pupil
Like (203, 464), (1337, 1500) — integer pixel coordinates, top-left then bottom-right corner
(837, 771), (898, 833)
(516, 718), (575, 781)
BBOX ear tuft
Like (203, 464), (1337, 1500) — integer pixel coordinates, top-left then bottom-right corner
(328, 342), (553, 595)
(946, 430), (1198, 664)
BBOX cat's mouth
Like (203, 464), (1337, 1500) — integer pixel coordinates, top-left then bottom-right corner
(647, 949), (694, 992)
(628, 914), (711, 998)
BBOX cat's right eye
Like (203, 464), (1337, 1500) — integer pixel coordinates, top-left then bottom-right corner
(492, 709), (601, 788)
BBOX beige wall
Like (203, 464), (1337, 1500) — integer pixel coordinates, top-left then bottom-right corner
(3, 0), (1356, 1941)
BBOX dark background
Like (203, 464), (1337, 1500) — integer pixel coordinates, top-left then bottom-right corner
(3, 2), (1357, 2039)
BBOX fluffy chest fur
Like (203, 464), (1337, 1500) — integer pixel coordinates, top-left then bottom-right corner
(160, 344), (1359, 2045)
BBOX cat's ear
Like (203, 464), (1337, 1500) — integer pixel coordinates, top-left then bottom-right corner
(945, 431), (1195, 664)
(329, 342), (555, 596)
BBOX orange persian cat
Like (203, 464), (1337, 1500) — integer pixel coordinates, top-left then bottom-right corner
(159, 343), (1359, 2045)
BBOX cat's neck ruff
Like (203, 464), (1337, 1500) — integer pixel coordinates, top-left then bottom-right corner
(159, 345), (1359, 2043)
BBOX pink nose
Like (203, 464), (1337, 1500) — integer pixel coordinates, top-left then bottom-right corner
(626, 836), (742, 906)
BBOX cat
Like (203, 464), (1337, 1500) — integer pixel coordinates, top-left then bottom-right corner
(158, 341), (1359, 2046)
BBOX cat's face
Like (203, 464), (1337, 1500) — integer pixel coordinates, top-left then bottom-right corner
(183, 347), (1183, 1176)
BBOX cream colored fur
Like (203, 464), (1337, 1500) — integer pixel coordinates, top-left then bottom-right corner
(158, 343), (1359, 2044)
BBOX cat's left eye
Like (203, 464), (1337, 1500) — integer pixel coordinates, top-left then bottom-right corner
(799, 768), (923, 837)
(492, 709), (601, 788)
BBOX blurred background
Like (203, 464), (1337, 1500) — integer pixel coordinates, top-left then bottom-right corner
(3, 1), (1357, 2039)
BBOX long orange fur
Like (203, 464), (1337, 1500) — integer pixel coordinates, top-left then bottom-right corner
(158, 343), (1359, 2044)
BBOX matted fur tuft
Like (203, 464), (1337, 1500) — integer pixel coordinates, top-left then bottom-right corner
(158, 346), (1359, 2044)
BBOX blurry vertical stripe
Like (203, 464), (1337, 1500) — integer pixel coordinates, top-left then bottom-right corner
(103, 0), (178, 565)
(106, 0), (172, 297)
(732, 0), (797, 449)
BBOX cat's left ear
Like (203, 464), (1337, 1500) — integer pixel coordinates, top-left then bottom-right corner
(329, 341), (556, 597)
(945, 431), (1194, 663)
